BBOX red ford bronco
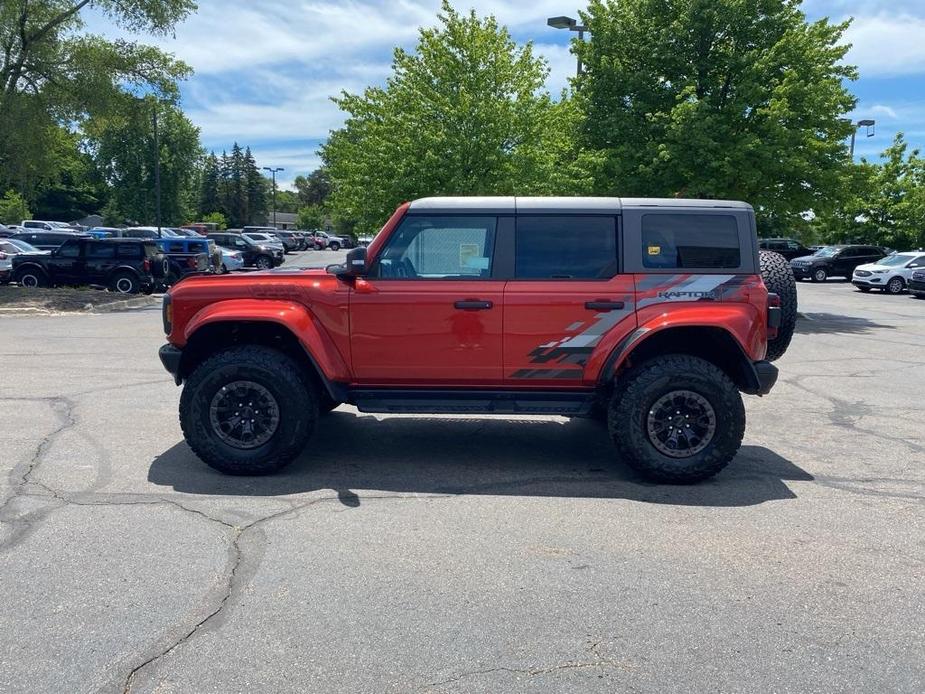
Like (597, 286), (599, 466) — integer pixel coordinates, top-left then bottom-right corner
(159, 197), (796, 483)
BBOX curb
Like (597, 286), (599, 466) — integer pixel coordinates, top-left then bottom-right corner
(0, 295), (160, 315)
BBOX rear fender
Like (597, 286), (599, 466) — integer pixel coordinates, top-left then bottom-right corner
(598, 303), (763, 384)
(183, 299), (351, 385)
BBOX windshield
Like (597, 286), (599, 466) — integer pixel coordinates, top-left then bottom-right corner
(246, 234), (270, 241)
(814, 246), (840, 257)
(873, 254), (913, 267)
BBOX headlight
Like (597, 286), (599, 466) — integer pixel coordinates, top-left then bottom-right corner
(871, 270), (886, 274)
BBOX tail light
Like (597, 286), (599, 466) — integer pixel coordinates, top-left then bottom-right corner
(142, 258), (151, 273)
(767, 293), (781, 340)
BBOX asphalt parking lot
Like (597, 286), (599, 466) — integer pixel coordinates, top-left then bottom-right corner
(1, 275), (923, 693)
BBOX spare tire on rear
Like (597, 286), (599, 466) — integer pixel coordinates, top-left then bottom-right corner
(760, 250), (797, 361)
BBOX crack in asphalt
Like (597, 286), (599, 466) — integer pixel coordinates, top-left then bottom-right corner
(425, 641), (636, 690)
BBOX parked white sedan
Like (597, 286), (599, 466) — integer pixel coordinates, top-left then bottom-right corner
(219, 247), (245, 273)
(852, 251), (925, 294)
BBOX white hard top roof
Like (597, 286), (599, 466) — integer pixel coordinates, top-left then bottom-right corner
(408, 196), (753, 213)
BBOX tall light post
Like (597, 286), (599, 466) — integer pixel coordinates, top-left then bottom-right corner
(547, 15), (589, 77)
(849, 119), (876, 158)
(262, 166), (284, 227)
(135, 96), (164, 236)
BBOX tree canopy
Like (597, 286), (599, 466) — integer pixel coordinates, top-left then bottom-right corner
(575, 0), (857, 232)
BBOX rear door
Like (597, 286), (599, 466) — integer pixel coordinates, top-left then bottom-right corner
(350, 214), (504, 385)
(503, 214), (635, 386)
(84, 241), (117, 283)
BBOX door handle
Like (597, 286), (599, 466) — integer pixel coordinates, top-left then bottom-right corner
(454, 299), (493, 310)
(585, 300), (625, 311)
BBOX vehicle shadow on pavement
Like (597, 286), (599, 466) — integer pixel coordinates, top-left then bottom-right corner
(149, 413), (813, 508)
(796, 312), (896, 336)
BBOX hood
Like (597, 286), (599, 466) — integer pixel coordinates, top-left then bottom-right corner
(790, 254), (820, 264)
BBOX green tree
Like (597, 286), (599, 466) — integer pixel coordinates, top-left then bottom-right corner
(294, 168), (331, 207)
(296, 205), (325, 230)
(322, 1), (573, 233)
(273, 189), (299, 213)
(201, 211), (227, 229)
(244, 146), (267, 224)
(0, 189), (30, 224)
(819, 134), (925, 249)
(0, 0), (194, 198)
(198, 151), (221, 217)
(87, 100), (201, 225)
(576, 0), (857, 231)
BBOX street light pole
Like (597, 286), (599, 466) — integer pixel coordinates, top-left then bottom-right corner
(849, 119), (876, 158)
(262, 166), (285, 227)
(152, 105), (162, 237)
(547, 15), (589, 77)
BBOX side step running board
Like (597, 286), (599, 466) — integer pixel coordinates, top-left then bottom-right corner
(349, 389), (596, 416)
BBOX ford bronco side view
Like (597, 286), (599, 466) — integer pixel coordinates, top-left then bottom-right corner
(158, 197), (796, 483)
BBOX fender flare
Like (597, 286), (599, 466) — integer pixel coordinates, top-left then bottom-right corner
(182, 299), (350, 398)
(598, 314), (765, 394)
(12, 262), (48, 278)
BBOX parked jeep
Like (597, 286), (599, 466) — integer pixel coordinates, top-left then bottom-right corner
(14, 237), (167, 293)
(159, 197), (796, 484)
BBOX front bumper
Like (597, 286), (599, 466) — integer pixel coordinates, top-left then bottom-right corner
(852, 276), (885, 288)
(909, 280), (925, 295)
(159, 344), (183, 384)
(790, 265), (812, 278)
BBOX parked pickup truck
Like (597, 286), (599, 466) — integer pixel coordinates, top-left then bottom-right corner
(13, 237), (167, 293)
(159, 196), (798, 484)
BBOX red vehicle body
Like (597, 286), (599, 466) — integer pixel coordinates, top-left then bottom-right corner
(159, 197), (792, 483)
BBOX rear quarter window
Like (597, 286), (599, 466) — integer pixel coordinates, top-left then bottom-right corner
(117, 244), (142, 259)
(641, 214), (741, 269)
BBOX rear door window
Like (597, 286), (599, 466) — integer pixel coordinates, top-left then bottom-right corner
(641, 214), (740, 268)
(515, 216), (617, 279)
(86, 243), (116, 259)
(117, 244), (141, 259)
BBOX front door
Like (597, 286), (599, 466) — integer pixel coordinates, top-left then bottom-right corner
(503, 215), (636, 386)
(50, 239), (85, 284)
(350, 214), (504, 386)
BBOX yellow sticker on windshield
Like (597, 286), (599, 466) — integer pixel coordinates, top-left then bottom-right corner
(648, 245), (661, 255)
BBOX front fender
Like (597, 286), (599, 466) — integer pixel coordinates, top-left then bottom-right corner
(182, 298), (351, 383)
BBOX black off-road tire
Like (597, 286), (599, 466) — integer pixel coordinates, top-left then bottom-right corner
(14, 267), (48, 288)
(110, 271), (139, 294)
(179, 345), (317, 475)
(760, 250), (797, 362)
(608, 355), (745, 484)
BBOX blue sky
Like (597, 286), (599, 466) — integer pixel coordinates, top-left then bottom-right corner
(87, 0), (925, 188)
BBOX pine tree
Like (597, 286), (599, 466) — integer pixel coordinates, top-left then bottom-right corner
(198, 152), (221, 217)
(244, 147), (267, 225)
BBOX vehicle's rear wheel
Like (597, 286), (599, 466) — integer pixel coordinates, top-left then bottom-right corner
(111, 272), (139, 294)
(886, 276), (905, 295)
(608, 355), (745, 484)
(255, 255), (273, 270)
(759, 250), (797, 362)
(812, 267), (827, 282)
(329, 242), (340, 251)
(180, 346), (317, 475)
(13, 268), (48, 288)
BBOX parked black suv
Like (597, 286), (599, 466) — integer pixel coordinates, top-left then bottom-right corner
(206, 232), (284, 269)
(11, 230), (88, 250)
(790, 245), (886, 282)
(759, 238), (813, 260)
(12, 238), (167, 293)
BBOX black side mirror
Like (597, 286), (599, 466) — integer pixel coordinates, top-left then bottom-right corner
(327, 246), (367, 278)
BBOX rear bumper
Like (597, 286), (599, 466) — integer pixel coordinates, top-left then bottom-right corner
(159, 343), (183, 384)
(745, 360), (778, 396)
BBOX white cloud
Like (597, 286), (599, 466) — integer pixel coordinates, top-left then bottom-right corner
(843, 14), (925, 77)
(870, 104), (898, 119)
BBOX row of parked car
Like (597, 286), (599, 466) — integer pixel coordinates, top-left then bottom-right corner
(0, 222), (353, 293)
(758, 237), (925, 297)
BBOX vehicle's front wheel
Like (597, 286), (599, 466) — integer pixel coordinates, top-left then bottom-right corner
(180, 346), (317, 475)
(812, 267), (827, 282)
(255, 255), (273, 270)
(886, 276), (905, 295)
(608, 355), (745, 484)
(13, 268), (48, 288)
(329, 242), (340, 251)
